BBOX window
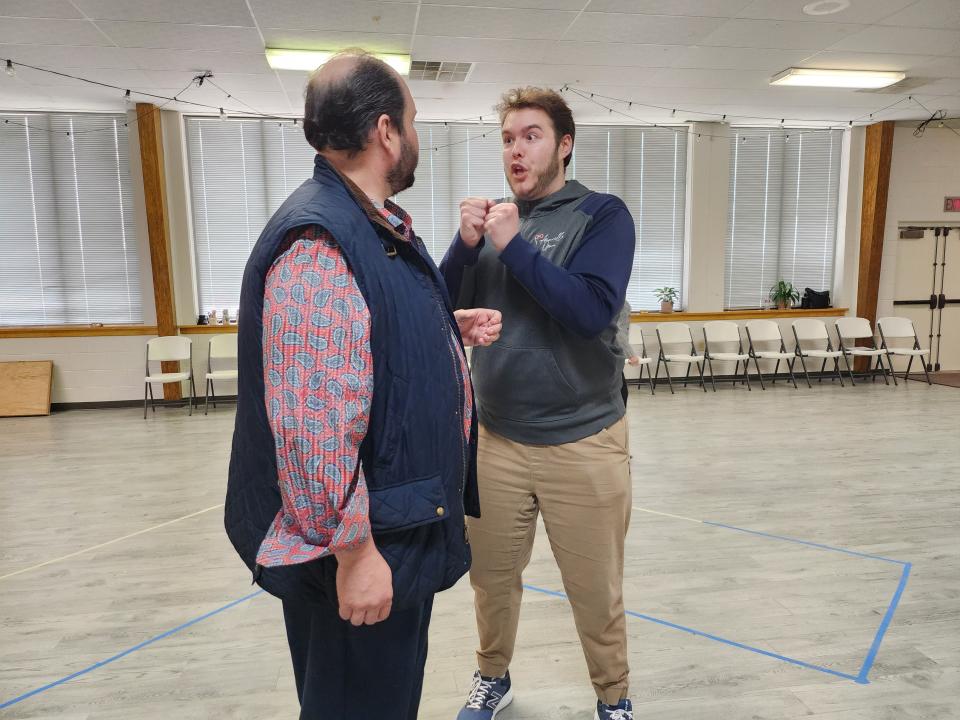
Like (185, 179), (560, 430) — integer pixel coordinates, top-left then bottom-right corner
(0, 112), (142, 325)
(184, 118), (688, 312)
(725, 127), (843, 309)
(185, 117), (314, 312)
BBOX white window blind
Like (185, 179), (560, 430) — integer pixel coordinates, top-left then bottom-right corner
(725, 127), (843, 309)
(184, 119), (687, 312)
(0, 112), (141, 325)
(185, 117), (314, 312)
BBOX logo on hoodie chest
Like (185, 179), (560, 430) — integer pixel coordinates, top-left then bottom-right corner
(532, 231), (566, 252)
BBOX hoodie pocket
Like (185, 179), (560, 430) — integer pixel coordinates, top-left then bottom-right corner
(472, 343), (579, 423)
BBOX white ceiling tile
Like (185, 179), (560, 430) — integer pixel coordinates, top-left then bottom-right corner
(904, 77), (960, 94)
(567, 13), (728, 44)
(468, 62), (631, 85)
(0, 1), (82, 19)
(737, 0), (916, 25)
(586, 0), (751, 17)
(94, 21), (265, 52)
(540, 42), (685, 68)
(416, 6), (578, 40)
(10, 66), (154, 88)
(700, 18), (866, 50)
(643, 68), (772, 89)
(910, 56), (960, 79)
(669, 46), (810, 70)
(0, 18), (110, 46)
(262, 29), (411, 54)
(130, 49), (273, 74)
(251, 0), (417, 33)
(411, 36), (552, 64)
(143, 70), (280, 93)
(798, 51), (943, 73)
(877, 0), (960, 30)
(223, 90), (293, 114)
(0, 43), (145, 69)
(72, 0), (255, 26)
(276, 69), (309, 93)
(829, 26), (960, 56)
(422, 0), (584, 8)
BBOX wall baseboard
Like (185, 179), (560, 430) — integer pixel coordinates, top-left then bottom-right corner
(51, 396), (238, 412)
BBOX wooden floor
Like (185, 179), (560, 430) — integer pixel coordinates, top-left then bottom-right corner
(1, 379), (958, 719)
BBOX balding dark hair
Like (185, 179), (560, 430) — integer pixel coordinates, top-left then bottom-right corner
(303, 52), (407, 156)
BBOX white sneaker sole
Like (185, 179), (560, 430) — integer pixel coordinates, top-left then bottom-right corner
(491, 687), (514, 718)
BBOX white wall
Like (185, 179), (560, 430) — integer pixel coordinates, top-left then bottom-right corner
(878, 125), (960, 322)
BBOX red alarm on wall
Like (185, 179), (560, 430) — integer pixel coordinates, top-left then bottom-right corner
(945, 197), (960, 212)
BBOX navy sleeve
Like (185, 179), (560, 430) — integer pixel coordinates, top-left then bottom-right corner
(498, 196), (635, 339)
(439, 231), (484, 306)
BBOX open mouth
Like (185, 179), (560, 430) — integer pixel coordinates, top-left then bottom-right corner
(510, 163), (528, 179)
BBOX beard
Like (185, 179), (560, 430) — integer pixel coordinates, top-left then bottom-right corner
(509, 151), (563, 200)
(387, 135), (418, 195)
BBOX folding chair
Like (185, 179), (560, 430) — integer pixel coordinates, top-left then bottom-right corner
(702, 320), (751, 391)
(834, 317), (892, 386)
(654, 323), (706, 394)
(744, 320), (798, 390)
(876, 317), (932, 385)
(624, 331), (655, 395)
(144, 336), (195, 418)
(205, 334), (239, 415)
(792, 319), (845, 388)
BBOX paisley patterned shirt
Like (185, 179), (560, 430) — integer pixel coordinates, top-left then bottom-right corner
(256, 201), (472, 567)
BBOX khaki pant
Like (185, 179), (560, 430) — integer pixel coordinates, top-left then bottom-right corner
(468, 417), (632, 704)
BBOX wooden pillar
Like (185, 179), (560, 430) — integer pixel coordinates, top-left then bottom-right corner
(136, 103), (181, 400)
(856, 121), (895, 371)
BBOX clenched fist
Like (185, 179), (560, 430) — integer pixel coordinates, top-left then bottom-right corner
(459, 197), (493, 248)
(483, 202), (520, 252)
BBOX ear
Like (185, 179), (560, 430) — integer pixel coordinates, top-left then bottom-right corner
(374, 113), (399, 158)
(558, 133), (573, 162)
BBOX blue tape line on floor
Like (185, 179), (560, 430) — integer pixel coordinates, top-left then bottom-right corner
(857, 561), (912, 683)
(523, 583), (861, 683)
(0, 589), (265, 710)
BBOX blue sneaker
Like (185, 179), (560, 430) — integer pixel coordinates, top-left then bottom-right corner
(456, 670), (513, 719)
(595, 698), (633, 720)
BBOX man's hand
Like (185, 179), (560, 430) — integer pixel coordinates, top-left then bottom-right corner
(627, 356), (641, 366)
(455, 308), (503, 347)
(483, 202), (520, 252)
(335, 537), (393, 626)
(459, 197), (492, 247)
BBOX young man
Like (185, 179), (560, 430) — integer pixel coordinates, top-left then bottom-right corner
(441, 88), (636, 720)
(224, 52), (501, 719)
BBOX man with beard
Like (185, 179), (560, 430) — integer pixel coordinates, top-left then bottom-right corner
(441, 88), (637, 720)
(224, 51), (501, 720)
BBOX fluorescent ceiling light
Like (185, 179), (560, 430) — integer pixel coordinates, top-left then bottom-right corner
(770, 68), (905, 89)
(266, 49), (411, 75)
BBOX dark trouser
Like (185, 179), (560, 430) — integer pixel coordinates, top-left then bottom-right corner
(282, 594), (434, 719)
(621, 374), (629, 407)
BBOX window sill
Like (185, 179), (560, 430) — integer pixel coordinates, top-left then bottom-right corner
(630, 308), (848, 323)
(179, 325), (238, 334)
(0, 324), (158, 339)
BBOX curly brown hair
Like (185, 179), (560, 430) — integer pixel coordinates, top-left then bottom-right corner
(496, 87), (575, 168)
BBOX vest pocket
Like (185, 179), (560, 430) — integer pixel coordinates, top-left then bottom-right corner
(368, 473), (448, 534)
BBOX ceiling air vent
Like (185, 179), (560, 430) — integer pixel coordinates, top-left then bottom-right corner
(409, 61), (473, 82)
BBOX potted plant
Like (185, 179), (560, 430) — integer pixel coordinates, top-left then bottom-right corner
(769, 280), (800, 310)
(654, 287), (679, 313)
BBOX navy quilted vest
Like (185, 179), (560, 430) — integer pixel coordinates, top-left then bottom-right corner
(225, 154), (479, 609)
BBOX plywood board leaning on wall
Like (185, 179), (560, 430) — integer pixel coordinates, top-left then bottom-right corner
(0, 361), (54, 416)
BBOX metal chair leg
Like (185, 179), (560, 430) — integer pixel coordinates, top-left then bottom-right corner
(798, 353), (812, 388)
(743, 360), (752, 391)
(753, 356), (766, 390)
(662, 357), (675, 394)
(697, 360), (707, 392)
(772, 358), (781, 384)
(149, 383), (155, 412)
(819, 358), (828, 383)
(188, 377), (195, 416)
(920, 355), (932, 385)
(833, 357), (845, 387)
(706, 356), (717, 391)
(144, 383), (149, 419)
(841, 351), (856, 386)
(683, 362), (692, 387)
(884, 349), (899, 386)
(904, 355), (915, 383)
(787, 358), (799, 389)
(205, 379), (211, 416)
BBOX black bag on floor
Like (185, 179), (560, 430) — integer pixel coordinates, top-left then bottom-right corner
(801, 288), (831, 309)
